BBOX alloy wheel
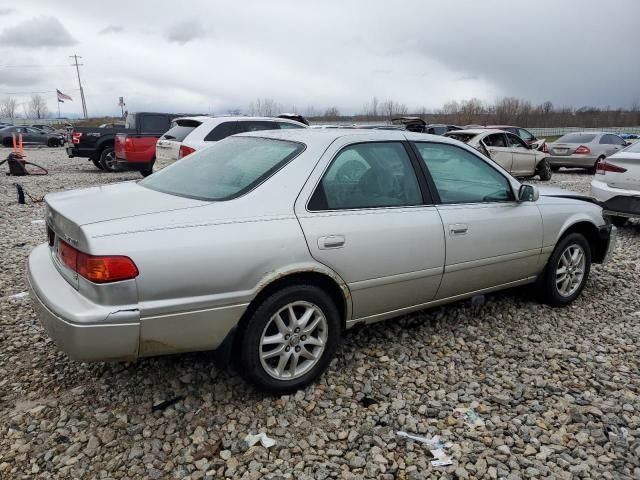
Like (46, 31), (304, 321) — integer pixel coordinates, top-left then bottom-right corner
(259, 301), (328, 380)
(555, 244), (586, 297)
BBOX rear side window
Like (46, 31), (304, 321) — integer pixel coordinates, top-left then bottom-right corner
(483, 133), (508, 148)
(162, 120), (201, 141)
(141, 137), (304, 201)
(239, 121), (279, 133)
(309, 142), (422, 211)
(125, 113), (136, 129)
(204, 122), (239, 142)
(414, 142), (514, 204)
(600, 134), (625, 145)
(140, 114), (170, 133)
(557, 133), (596, 143)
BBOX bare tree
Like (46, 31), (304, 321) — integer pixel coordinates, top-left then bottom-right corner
(363, 96), (379, 120)
(0, 97), (18, 121)
(379, 99), (408, 120)
(249, 97), (281, 117)
(324, 106), (340, 120)
(27, 94), (49, 119)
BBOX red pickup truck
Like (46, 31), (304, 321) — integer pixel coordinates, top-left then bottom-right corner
(115, 112), (198, 176)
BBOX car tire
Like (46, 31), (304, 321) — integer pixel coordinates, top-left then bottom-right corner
(2, 137), (12, 147)
(99, 147), (120, 172)
(238, 284), (341, 393)
(92, 158), (104, 170)
(536, 159), (552, 181)
(589, 156), (605, 174)
(540, 233), (591, 307)
(551, 166), (560, 172)
(140, 160), (155, 177)
(47, 138), (58, 147)
(610, 216), (628, 228)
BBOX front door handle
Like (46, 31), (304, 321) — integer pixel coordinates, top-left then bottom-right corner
(449, 224), (468, 235)
(318, 235), (345, 249)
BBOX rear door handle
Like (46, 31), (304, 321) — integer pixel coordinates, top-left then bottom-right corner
(318, 235), (345, 249)
(449, 224), (468, 235)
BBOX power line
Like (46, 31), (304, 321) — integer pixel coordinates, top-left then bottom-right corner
(0, 64), (69, 68)
(0, 89), (80, 95)
(70, 54), (88, 119)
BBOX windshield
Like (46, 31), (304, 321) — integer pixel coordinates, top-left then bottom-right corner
(141, 136), (305, 201)
(557, 133), (597, 143)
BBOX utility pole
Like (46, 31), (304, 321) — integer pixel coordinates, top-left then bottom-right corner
(70, 54), (88, 118)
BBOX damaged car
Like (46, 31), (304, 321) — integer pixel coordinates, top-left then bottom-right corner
(28, 129), (614, 392)
(445, 128), (552, 180)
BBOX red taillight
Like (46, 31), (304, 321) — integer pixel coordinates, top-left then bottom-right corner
(543, 143), (549, 154)
(58, 240), (138, 283)
(178, 145), (195, 159)
(72, 132), (82, 144)
(596, 158), (627, 175)
(574, 145), (591, 154)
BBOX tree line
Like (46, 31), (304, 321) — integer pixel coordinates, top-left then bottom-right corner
(0, 94), (49, 120)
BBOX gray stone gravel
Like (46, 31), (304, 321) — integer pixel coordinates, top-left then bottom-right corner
(1, 148), (639, 479)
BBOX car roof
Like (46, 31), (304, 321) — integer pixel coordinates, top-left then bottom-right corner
(236, 127), (464, 148)
(174, 115), (306, 126)
(446, 128), (509, 135)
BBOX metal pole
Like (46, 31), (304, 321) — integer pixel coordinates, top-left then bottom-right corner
(70, 54), (88, 119)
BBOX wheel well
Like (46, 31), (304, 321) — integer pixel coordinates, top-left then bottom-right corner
(227, 272), (348, 363)
(560, 221), (607, 263)
(97, 141), (114, 156)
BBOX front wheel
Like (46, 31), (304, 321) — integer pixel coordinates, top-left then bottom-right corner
(47, 138), (58, 147)
(91, 158), (104, 170)
(140, 160), (155, 177)
(540, 233), (591, 306)
(238, 285), (341, 393)
(588, 156), (605, 174)
(536, 159), (552, 181)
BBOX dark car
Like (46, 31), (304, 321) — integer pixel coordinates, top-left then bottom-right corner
(0, 126), (63, 147)
(424, 124), (463, 135)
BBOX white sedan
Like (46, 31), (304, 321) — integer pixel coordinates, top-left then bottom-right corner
(591, 140), (640, 227)
(445, 129), (552, 180)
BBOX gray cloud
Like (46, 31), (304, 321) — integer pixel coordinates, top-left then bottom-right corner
(166, 20), (205, 45)
(0, 8), (14, 16)
(0, 69), (40, 87)
(98, 25), (124, 35)
(0, 16), (77, 48)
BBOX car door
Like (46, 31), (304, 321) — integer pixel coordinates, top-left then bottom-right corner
(295, 137), (446, 321)
(26, 127), (47, 144)
(482, 133), (513, 172)
(411, 141), (542, 299)
(506, 133), (537, 176)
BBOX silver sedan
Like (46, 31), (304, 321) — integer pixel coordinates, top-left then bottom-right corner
(28, 129), (616, 392)
(547, 132), (629, 172)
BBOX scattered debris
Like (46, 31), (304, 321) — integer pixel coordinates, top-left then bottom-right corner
(8, 292), (29, 299)
(151, 395), (184, 412)
(244, 432), (276, 449)
(359, 396), (377, 407)
(397, 431), (454, 467)
(31, 219), (45, 225)
(452, 407), (485, 428)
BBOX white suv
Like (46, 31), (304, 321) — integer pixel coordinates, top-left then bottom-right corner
(155, 116), (307, 169)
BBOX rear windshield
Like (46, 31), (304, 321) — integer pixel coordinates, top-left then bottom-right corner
(557, 133), (597, 143)
(444, 132), (477, 143)
(141, 136), (305, 201)
(161, 120), (201, 141)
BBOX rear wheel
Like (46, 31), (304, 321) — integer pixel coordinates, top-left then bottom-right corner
(611, 216), (628, 228)
(140, 160), (155, 177)
(588, 156), (605, 174)
(91, 158), (104, 170)
(238, 285), (341, 393)
(536, 159), (552, 181)
(99, 147), (120, 172)
(551, 166), (560, 172)
(540, 233), (591, 306)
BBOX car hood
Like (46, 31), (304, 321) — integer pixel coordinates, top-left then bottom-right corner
(536, 185), (602, 206)
(46, 181), (208, 227)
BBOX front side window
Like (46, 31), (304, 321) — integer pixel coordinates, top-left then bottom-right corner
(507, 134), (527, 148)
(413, 142), (514, 204)
(278, 122), (305, 129)
(141, 137), (304, 201)
(240, 121), (279, 133)
(483, 133), (508, 148)
(518, 128), (534, 141)
(309, 142), (422, 210)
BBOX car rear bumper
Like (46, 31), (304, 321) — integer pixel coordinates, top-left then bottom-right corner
(27, 244), (140, 362)
(547, 155), (598, 168)
(591, 179), (640, 218)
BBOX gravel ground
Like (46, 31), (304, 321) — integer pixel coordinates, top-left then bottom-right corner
(1, 147), (639, 480)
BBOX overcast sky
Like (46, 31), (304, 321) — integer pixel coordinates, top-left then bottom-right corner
(1, 0), (639, 118)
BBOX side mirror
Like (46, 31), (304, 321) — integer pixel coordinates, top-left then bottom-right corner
(518, 184), (539, 202)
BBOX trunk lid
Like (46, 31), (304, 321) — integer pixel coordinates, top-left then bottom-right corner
(600, 152), (640, 191)
(548, 143), (579, 156)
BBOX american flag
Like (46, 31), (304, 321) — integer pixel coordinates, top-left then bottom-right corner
(118, 96), (125, 107)
(57, 89), (72, 102)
